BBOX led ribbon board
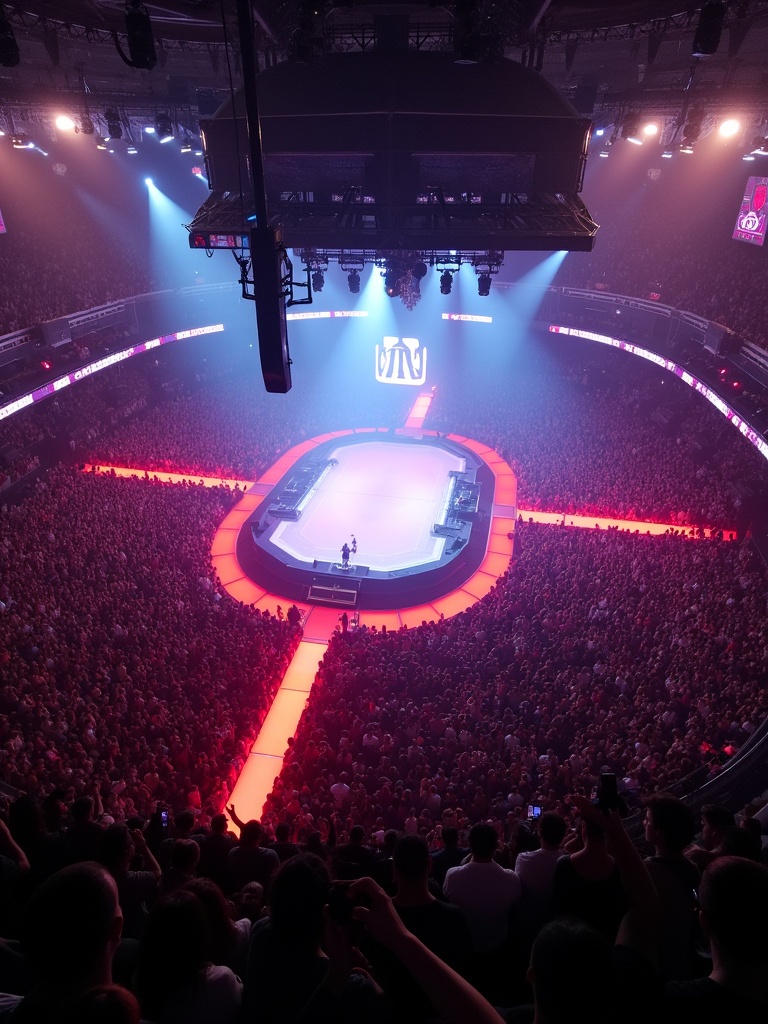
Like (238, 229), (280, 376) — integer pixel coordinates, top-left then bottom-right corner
(441, 313), (493, 323)
(549, 325), (768, 463)
(286, 311), (369, 320)
(0, 324), (224, 422)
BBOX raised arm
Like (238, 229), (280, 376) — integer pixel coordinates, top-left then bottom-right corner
(573, 795), (659, 966)
(226, 803), (247, 831)
(0, 820), (29, 873)
(349, 876), (506, 1024)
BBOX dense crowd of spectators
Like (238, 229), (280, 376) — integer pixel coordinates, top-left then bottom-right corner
(0, 466), (299, 817)
(264, 522), (768, 842)
(0, 362), (151, 452)
(0, 773), (765, 1023)
(86, 377), (413, 483)
(0, 453), (40, 493)
(1, 159), (768, 1019)
(0, 235), (156, 336)
(86, 386), (299, 482)
(431, 347), (768, 528)
(80, 337), (768, 528)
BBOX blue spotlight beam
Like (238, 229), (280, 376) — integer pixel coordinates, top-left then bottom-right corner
(145, 179), (207, 288)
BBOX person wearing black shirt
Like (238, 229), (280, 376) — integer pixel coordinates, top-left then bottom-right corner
(664, 857), (768, 1024)
(431, 828), (470, 892)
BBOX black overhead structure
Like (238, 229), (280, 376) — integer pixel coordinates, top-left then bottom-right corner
(235, 0), (293, 394)
(189, 48), (597, 257)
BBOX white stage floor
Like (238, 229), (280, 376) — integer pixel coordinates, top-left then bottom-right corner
(270, 440), (466, 572)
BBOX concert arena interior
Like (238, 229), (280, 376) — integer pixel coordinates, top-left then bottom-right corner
(2, 2), (768, 1022)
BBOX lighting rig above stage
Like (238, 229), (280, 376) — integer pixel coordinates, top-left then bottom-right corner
(187, 6), (598, 393)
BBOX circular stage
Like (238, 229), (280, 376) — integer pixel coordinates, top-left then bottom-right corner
(211, 428), (517, 629)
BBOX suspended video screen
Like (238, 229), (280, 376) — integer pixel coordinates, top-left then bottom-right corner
(733, 176), (768, 246)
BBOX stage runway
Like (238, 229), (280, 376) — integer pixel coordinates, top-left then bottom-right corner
(271, 440), (466, 572)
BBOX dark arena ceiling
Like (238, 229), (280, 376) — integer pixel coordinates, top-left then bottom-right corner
(2, 1), (768, 113)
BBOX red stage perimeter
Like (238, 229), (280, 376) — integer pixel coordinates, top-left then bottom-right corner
(210, 428), (517, 638)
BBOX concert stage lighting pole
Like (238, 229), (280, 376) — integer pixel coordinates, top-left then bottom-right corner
(236, 0), (293, 392)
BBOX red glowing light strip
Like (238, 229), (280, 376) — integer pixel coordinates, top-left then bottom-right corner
(518, 509), (735, 539)
(211, 430), (516, 623)
(404, 392), (433, 429)
(549, 324), (768, 464)
(81, 467), (733, 541)
(82, 464), (254, 490)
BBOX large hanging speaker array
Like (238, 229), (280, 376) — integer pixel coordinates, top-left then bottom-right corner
(692, 3), (726, 57)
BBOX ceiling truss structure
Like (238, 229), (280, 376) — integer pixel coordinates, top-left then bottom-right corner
(2, 2), (768, 115)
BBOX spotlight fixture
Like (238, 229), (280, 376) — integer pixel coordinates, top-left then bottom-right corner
(642, 122), (659, 136)
(598, 150), (610, 158)
(144, 125), (155, 134)
(743, 154), (756, 162)
(621, 115), (641, 144)
(127, 144), (138, 154)
(661, 150), (673, 159)
(311, 269), (324, 292)
(80, 116), (95, 136)
(347, 269), (360, 293)
(180, 138), (192, 153)
(144, 177), (153, 185)
(155, 113), (173, 142)
(55, 114), (76, 132)
(680, 145), (694, 154)
(594, 128), (605, 137)
(11, 134), (30, 149)
(384, 270), (400, 297)
(105, 108), (122, 139)
(718, 118), (740, 138)
(96, 136), (108, 150)
(477, 273), (492, 296)
(440, 270), (453, 294)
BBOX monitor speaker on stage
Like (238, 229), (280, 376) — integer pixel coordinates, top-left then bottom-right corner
(703, 322), (729, 356)
(34, 318), (71, 349)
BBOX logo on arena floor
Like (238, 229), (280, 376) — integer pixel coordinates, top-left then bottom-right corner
(375, 336), (428, 386)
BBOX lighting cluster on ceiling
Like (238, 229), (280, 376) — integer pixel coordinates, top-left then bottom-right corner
(594, 113), (767, 160)
(1, 107), (204, 159)
(296, 250), (502, 302)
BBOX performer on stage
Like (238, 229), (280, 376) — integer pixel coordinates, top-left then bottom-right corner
(341, 542), (350, 568)
(350, 534), (357, 556)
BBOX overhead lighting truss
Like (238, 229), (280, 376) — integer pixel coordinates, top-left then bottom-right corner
(187, 188), (597, 256)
